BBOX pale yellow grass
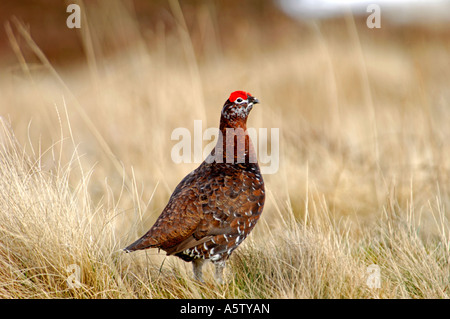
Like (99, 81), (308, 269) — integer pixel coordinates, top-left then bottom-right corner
(0, 3), (449, 298)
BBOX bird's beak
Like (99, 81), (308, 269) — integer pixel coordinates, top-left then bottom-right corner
(249, 96), (259, 105)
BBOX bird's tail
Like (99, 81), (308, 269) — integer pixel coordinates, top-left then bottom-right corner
(123, 234), (157, 253)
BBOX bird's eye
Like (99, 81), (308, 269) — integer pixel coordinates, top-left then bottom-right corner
(235, 98), (244, 103)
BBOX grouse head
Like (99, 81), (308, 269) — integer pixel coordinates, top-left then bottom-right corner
(220, 91), (259, 129)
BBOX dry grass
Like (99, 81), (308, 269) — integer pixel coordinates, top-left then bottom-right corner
(0, 1), (449, 298)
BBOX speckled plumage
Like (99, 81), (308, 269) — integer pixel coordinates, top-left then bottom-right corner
(124, 91), (265, 283)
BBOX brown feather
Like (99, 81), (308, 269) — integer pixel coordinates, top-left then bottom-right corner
(124, 92), (265, 267)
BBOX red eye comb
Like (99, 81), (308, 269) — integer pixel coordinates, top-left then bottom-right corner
(228, 91), (251, 102)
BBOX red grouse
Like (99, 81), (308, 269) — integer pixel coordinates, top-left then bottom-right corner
(124, 91), (265, 283)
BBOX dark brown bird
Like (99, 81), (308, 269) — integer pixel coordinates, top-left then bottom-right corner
(124, 91), (265, 283)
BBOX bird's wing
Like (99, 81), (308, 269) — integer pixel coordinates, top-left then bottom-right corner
(125, 163), (265, 255)
(166, 167), (265, 256)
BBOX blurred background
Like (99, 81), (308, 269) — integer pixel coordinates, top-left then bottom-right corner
(1, 0), (450, 64)
(0, 0), (449, 236)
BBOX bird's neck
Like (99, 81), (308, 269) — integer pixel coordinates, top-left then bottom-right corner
(219, 116), (247, 132)
(210, 118), (256, 165)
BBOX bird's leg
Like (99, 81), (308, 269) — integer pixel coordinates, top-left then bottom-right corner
(214, 261), (226, 284)
(192, 258), (206, 283)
